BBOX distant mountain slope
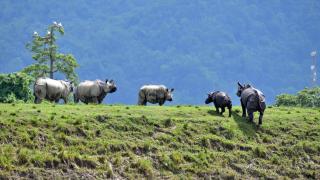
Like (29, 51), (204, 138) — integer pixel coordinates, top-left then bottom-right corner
(0, 0), (319, 104)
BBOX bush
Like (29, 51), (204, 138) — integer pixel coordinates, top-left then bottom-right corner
(275, 94), (298, 106)
(276, 87), (320, 107)
(297, 87), (320, 107)
(0, 73), (33, 103)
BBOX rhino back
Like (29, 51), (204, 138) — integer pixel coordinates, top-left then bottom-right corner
(215, 92), (230, 106)
(35, 78), (48, 86)
(42, 79), (65, 96)
(241, 88), (255, 104)
(78, 81), (101, 97)
(242, 88), (265, 109)
(140, 85), (166, 103)
(253, 88), (265, 102)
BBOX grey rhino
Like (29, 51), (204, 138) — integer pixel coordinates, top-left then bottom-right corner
(74, 79), (117, 104)
(237, 82), (266, 126)
(138, 85), (174, 106)
(34, 77), (73, 104)
(205, 91), (232, 117)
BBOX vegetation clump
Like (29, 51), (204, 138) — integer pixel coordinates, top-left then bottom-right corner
(276, 87), (320, 107)
(0, 73), (33, 103)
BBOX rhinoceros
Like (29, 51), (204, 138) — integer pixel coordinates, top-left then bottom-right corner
(237, 82), (266, 126)
(205, 91), (232, 117)
(138, 85), (174, 106)
(33, 77), (73, 104)
(74, 79), (117, 104)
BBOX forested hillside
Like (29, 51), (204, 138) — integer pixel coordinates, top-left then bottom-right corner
(0, 0), (319, 104)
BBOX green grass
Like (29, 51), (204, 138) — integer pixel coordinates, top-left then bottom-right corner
(0, 103), (319, 179)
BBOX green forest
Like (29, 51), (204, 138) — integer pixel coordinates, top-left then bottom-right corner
(0, 0), (319, 104)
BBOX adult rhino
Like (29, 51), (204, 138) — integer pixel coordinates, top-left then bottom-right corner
(138, 85), (174, 106)
(34, 77), (73, 104)
(237, 82), (266, 126)
(74, 79), (117, 104)
(205, 91), (232, 117)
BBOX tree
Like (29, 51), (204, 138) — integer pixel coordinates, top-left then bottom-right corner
(23, 22), (78, 82)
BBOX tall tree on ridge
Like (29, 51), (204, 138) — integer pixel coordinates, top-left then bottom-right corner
(23, 22), (78, 82)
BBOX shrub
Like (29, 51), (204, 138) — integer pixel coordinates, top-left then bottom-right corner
(276, 87), (320, 107)
(0, 73), (33, 103)
(275, 94), (298, 106)
(297, 87), (320, 107)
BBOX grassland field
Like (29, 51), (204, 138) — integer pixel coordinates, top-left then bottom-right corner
(0, 103), (319, 179)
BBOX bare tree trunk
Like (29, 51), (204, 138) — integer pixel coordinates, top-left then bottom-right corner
(49, 28), (54, 79)
(50, 54), (53, 79)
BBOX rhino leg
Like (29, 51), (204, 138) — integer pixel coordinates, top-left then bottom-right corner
(247, 110), (254, 123)
(227, 104), (232, 117)
(241, 99), (246, 117)
(62, 97), (68, 104)
(34, 86), (46, 104)
(213, 102), (219, 113)
(83, 97), (90, 104)
(258, 111), (264, 126)
(34, 97), (41, 104)
(92, 97), (98, 104)
(142, 100), (147, 105)
(138, 97), (147, 105)
(220, 107), (225, 115)
(74, 94), (79, 103)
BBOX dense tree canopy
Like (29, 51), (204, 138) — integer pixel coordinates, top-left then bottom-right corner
(0, 0), (319, 104)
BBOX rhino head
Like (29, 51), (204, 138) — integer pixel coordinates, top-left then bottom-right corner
(237, 82), (252, 97)
(102, 79), (117, 93)
(205, 92), (214, 104)
(63, 80), (74, 93)
(165, 88), (174, 101)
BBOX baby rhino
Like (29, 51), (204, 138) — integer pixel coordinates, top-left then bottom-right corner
(205, 91), (232, 117)
(138, 85), (174, 106)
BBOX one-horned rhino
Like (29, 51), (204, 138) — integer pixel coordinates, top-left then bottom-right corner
(205, 91), (232, 117)
(74, 79), (117, 104)
(237, 82), (266, 126)
(138, 85), (174, 106)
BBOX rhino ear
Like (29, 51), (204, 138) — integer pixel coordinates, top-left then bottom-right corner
(237, 82), (243, 88)
(170, 88), (174, 92)
(105, 79), (108, 83)
(109, 79), (114, 83)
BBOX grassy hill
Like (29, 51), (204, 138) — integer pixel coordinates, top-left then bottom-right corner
(0, 103), (319, 179)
